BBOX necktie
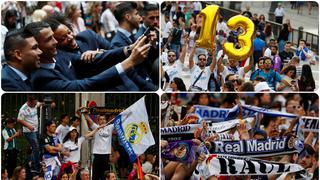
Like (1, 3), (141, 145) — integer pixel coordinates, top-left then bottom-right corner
(129, 34), (135, 44)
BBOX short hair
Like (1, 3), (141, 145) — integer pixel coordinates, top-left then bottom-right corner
(60, 114), (68, 122)
(104, 170), (116, 179)
(114, 2), (138, 23)
(197, 54), (207, 60)
(80, 168), (89, 176)
(43, 18), (61, 32)
(3, 28), (34, 61)
(239, 82), (254, 91)
(142, 3), (159, 16)
(270, 45), (278, 50)
(27, 94), (37, 102)
(24, 21), (50, 39)
(285, 41), (291, 45)
(45, 120), (55, 128)
(225, 74), (235, 82)
(299, 39), (306, 44)
(70, 116), (80, 122)
(6, 117), (16, 125)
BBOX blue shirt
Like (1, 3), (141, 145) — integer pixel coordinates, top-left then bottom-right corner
(255, 69), (282, 90)
(253, 38), (265, 51)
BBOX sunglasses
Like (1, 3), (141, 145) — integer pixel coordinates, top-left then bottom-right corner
(199, 58), (206, 61)
(230, 79), (238, 83)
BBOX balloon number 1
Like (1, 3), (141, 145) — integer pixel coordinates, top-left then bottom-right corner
(197, 5), (255, 61)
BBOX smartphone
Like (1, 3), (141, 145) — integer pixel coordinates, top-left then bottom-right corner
(143, 27), (151, 43)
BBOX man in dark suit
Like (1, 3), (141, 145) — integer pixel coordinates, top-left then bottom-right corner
(134, 3), (160, 83)
(1, 28), (42, 91)
(111, 2), (158, 88)
(45, 18), (156, 91)
(111, 2), (141, 48)
(26, 22), (150, 91)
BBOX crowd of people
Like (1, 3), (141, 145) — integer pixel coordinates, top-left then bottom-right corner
(1, 1), (159, 91)
(1, 95), (159, 180)
(160, 2), (317, 92)
(161, 93), (319, 179)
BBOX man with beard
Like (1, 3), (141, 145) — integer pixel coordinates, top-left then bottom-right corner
(2, 28), (42, 91)
(251, 57), (289, 90)
(162, 41), (187, 91)
(26, 21), (150, 91)
(134, 3), (160, 83)
(217, 52), (253, 84)
(279, 41), (294, 66)
(188, 44), (216, 91)
(111, 2), (141, 47)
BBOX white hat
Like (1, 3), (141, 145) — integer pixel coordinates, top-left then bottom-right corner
(69, 126), (78, 132)
(254, 82), (275, 92)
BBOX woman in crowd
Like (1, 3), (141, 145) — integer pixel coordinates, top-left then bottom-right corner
(298, 64), (316, 91)
(277, 65), (298, 91)
(263, 23), (274, 44)
(277, 23), (289, 52)
(64, 4), (86, 35)
(11, 166), (26, 180)
(170, 77), (187, 91)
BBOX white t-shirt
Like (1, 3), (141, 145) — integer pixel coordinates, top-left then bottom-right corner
(17, 102), (40, 132)
(221, 66), (245, 83)
(193, 2), (202, 11)
(190, 66), (212, 91)
(101, 8), (119, 33)
(163, 21), (172, 38)
(274, 7), (284, 17)
(55, 124), (70, 143)
(163, 60), (184, 82)
(63, 136), (85, 163)
(92, 123), (114, 154)
(2, 128), (16, 150)
(264, 48), (271, 58)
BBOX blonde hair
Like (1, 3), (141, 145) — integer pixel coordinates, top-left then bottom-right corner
(32, 9), (47, 22)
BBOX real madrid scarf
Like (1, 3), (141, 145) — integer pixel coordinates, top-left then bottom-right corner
(196, 154), (305, 177)
(301, 116), (319, 132)
(161, 140), (196, 163)
(208, 136), (304, 157)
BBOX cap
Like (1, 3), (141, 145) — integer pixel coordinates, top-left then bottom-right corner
(255, 82), (275, 92)
(69, 126), (78, 132)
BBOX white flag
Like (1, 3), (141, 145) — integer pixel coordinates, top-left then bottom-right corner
(115, 96), (155, 158)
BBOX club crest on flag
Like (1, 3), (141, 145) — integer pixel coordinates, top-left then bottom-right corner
(125, 122), (148, 144)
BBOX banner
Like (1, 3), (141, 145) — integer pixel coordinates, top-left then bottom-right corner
(194, 105), (258, 121)
(161, 140), (196, 163)
(301, 116), (319, 132)
(196, 154), (305, 177)
(161, 118), (251, 141)
(209, 136), (303, 157)
(195, 104), (298, 121)
(114, 96), (155, 162)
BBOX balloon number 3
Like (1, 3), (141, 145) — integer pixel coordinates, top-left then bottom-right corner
(197, 5), (255, 61)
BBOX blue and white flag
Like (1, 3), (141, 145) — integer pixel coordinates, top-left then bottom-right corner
(114, 96), (155, 162)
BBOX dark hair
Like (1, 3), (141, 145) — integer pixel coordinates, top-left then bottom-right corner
(270, 45), (278, 50)
(70, 116), (81, 123)
(261, 115), (276, 128)
(264, 23), (272, 36)
(172, 77), (186, 91)
(45, 120), (55, 128)
(114, 2), (138, 23)
(300, 64), (315, 90)
(6, 117), (16, 125)
(225, 74), (235, 82)
(197, 54), (207, 60)
(282, 65), (296, 78)
(299, 39), (306, 44)
(60, 114), (68, 122)
(239, 82), (254, 91)
(3, 28), (34, 61)
(254, 76), (266, 82)
(63, 129), (79, 144)
(253, 128), (267, 139)
(4, 9), (18, 30)
(223, 81), (235, 91)
(27, 94), (37, 101)
(142, 3), (159, 16)
(24, 21), (50, 39)
(43, 18), (61, 32)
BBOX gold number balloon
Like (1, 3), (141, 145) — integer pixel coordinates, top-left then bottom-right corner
(196, 5), (219, 49)
(223, 15), (255, 61)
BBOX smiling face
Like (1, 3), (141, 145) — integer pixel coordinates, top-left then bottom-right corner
(198, 54), (207, 67)
(37, 27), (58, 58)
(53, 24), (78, 50)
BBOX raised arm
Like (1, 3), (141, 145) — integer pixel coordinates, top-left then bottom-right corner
(209, 48), (217, 72)
(189, 45), (196, 69)
(179, 35), (188, 64)
(243, 56), (254, 73)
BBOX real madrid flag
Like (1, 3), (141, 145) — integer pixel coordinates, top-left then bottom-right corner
(114, 96), (155, 162)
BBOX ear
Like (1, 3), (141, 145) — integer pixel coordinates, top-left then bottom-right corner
(125, 13), (131, 21)
(13, 49), (23, 61)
